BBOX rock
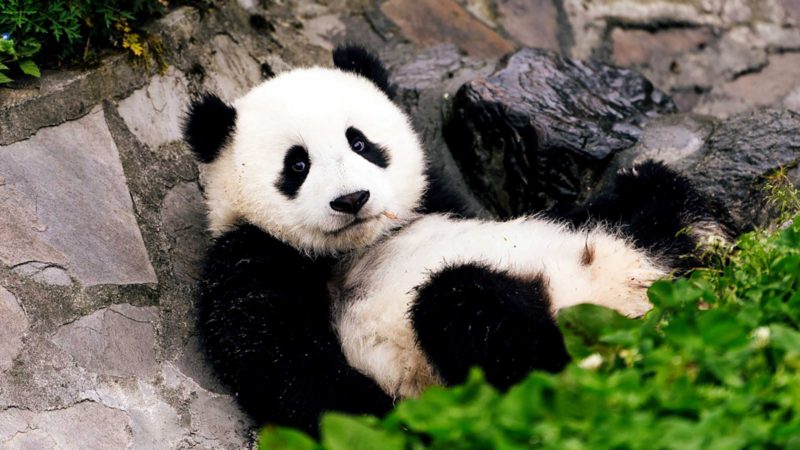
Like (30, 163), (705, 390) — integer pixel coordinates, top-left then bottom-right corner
(380, 0), (515, 58)
(497, 0), (560, 51)
(118, 67), (191, 150)
(0, 106), (158, 286)
(384, 44), (496, 217)
(695, 52), (800, 118)
(611, 27), (713, 67)
(563, 0), (787, 60)
(83, 379), (185, 449)
(612, 110), (800, 233)
(445, 48), (675, 217)
(0, 402), (132, 449)
(161, 182), (209, 283)
(11, 262), (72, 286)
(201, 33), (264, 102)
(50, 304), (159, 379)
(0, 287), (28, 373)
(161, 362), (251, 448)
(782, 0), (800, 20)
(0, 54), (150, 146)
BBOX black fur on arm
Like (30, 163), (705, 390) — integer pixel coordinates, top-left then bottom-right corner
(197, 224), (393, 434)
(555, 160), (715, 269)
(332, 44), (394, 98)
(410, 263), (570, 389)
(182, 93), (237, 163)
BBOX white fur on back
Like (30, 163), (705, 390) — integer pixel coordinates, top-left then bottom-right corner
(335, 214), (665, 398)
(202, 67), (427, 255)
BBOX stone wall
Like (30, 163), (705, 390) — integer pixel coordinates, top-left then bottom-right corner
(1, 0), (798, 448)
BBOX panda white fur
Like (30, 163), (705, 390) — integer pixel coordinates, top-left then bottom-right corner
(183, 45), (720, 433)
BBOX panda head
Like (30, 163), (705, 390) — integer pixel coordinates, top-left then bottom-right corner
(183, 45), (427, 255)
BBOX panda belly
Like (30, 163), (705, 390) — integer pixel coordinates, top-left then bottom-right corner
(335, 214), (664, 398)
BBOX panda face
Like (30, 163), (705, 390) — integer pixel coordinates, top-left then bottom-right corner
(197, 67), (427, 255)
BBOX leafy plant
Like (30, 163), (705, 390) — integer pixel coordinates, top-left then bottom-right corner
(0, 33), (40, 84)
(0, 0), (171, 83)
(259, 214), (800, 449)
(766, 167), (800, 225)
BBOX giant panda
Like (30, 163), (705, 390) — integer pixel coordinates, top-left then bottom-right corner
(182, 45), (720, 433)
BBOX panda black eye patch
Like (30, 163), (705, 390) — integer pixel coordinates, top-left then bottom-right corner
(276, 145), (310, 199)
(346, 127), (390, 168)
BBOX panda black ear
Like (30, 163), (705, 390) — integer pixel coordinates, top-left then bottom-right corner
(182, 93), (237, 163)
(332, 44), (394, 98)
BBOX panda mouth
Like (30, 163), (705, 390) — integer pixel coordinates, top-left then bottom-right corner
(327, 216), (379, 235)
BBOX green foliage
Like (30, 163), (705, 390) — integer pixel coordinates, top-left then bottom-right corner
(0, 0), (170, 82)
(259, 216), (800, 449)
(765, 167), (800, 225)
(0, 34), (40, 83)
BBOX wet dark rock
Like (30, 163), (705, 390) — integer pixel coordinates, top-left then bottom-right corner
(611, 110), (800, 234)
(445, 48), (676, 217)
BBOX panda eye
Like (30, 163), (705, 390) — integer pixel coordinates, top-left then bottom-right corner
(291, 161), (307, 172)
(351, 140), (366, 153)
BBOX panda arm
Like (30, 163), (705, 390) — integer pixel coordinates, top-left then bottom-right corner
(197, 224), (393, 433)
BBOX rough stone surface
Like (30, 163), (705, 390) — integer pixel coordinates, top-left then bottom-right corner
(161, 182), (209, 283)
(612, 110), (800, 233)
(51, 304), (159, 379)
(11, 262), (72, 286)
(696, 52), (800, 118)
(611, 27), (713, 67)
(0, 107), (157, 286)
(0, 402), (132, 449)
(118, 67), (191, 150)
(0, 54), (151, 146)
(497, 0), (560, 51)
(445, 48), (675, 216)
(562, 0), (800, 117)
(0, 287), (28, 372)
(201, 33), (264, 102)
(381, 0), (515, 58)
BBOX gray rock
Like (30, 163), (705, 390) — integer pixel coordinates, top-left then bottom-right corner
(0, 402), (132, 449)
(50, 304), (159, 379)
(445, 48), (675, 217)
(11, 262), (72, 286)
(0, 107), (158, 286)
(118, 67), (191, 150)
(0, 287), (28, 373)
(161, 182), (209, 284)
(201, 34), (264, 102)
(613, 110), (800, 233)
(161, 362), (251, 449)
(0, 54), (151, 146)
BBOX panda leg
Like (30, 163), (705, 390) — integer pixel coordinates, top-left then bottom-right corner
(409, 263), (570, 389)
(561, 160), (724, 269)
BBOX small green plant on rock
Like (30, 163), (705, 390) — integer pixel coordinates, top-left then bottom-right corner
(0, 33), (40, 84)
(0, 0), (172, 83)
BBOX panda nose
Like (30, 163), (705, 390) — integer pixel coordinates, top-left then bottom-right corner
(330, 190), (370, 214)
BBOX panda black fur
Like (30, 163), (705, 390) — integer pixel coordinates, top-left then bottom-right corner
(183, 45), (720, 433)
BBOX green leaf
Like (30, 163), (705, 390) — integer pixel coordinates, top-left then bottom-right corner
(0, 71), (12, 84)
(18, 59), (40, 77)
(258, 427), (319, 450)
(557, 303), (639, 358)
(321, 414), (405, 450)
(0, 39), (15, 56)
(0, 62), (8, 71)
(16, 39), (41, 58)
